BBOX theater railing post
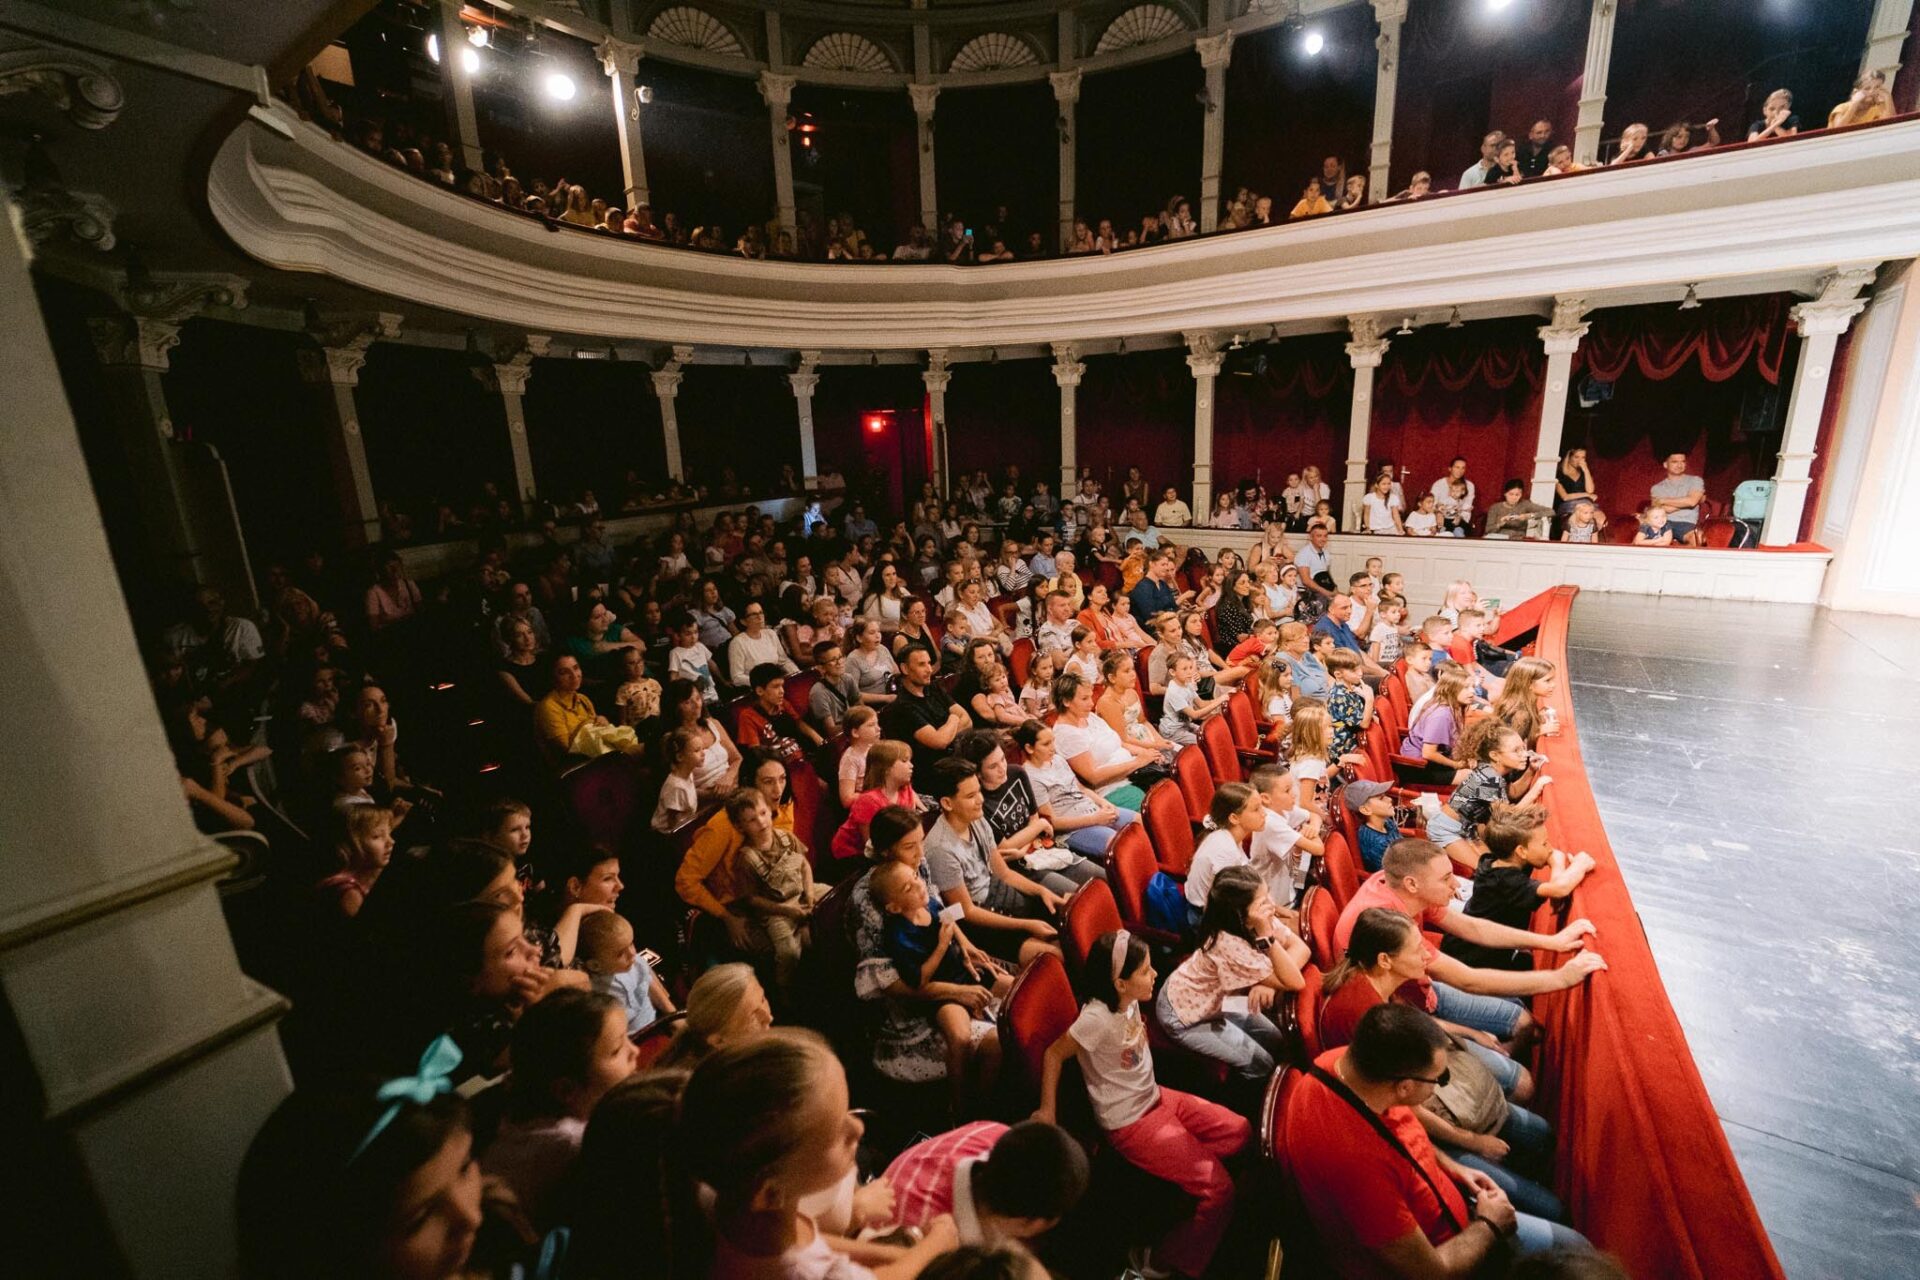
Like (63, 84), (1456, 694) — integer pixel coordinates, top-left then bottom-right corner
(1368, 0), (1409, 203)
(1344, 317), (1390, 528)
(596, 37), (651, 212)
(1764, 269), (1877, 545)
(924, 350), (952, 498)
(790, 350), (821, 490)
(476, 336), (545, 514)
(1052, 342), (1085, 497)
(1574, 0), (1619, 167)
(1196, 31), (1233, 234)
(1533, 298), (1592, 508)
(1187, 332), (1223, 517)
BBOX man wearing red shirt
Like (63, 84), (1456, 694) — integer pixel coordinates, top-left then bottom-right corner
(1284, 1003), (1590, 1277)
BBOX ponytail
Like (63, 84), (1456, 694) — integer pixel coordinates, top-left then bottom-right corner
(1323, 907), (1419, 996)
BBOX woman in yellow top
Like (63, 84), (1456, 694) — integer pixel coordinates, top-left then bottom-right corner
(532, 655), (601, 759)
(1289, 182), (1333, 219)
(673, 750), (798, 951)
(1829, 71), (1893, 128)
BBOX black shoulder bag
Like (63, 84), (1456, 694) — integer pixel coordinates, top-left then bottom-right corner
(1304, 1062), (1468, 1237)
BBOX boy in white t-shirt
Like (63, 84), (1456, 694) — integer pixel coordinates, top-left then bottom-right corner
(666, 615), (720, 704)
(1159, 652), (1227, 746)
(1247, 765), (1323, 923)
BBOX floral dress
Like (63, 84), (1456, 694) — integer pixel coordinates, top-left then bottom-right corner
(850, 863), (991, 1083)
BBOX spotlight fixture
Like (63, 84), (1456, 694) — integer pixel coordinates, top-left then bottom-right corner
(1302, 29), (1325, 56)
(468, 26), (490, 48)
(545, 72), (577, 101)
(636, 84), (653, 104)
(1446, 306), (1464, 329)
(426, 32), (440, 63)
(461, 46), (480, 74)
(1679, 283), (1701, 310)
(1395, 316), (1415, 335)
(1487, 0), (1515, 11)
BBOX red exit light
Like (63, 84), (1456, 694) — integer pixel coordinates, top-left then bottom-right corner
(866, 414), (886, 433)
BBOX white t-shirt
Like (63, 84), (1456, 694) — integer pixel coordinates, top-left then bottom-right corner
(728, 628), (797, 686)
(1161, 680), (1203, 738)
(1185, 828), (1250, 908)
(1431, 477), (1476, 519)
(1025, 755), (1101, 818)
(1404, 510), (1439, 537)
(1289, 756), (1328, 787)
(1248, 806), (1310, 905)
(1068, 999), (1158, 1130)
(1054, 715), (1137, 797)
(1361, 492), (1400, 534)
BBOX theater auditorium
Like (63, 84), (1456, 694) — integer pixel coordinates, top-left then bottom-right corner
(4, 0), (1919, 1277)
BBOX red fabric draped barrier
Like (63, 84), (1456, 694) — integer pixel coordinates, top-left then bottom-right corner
(1371, 320), (1546, 498)
(1519, 587), (1787, 1280)
(1213, 336), (1351, 494)
(1580, 294), (1790, 386)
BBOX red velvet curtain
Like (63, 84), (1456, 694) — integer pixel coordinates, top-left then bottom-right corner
(1370, 320), (1546, 498)
(1075, 348), (1194, 496)
(1212, 335), (1351, 495)
(1581, 294), (1789, 386)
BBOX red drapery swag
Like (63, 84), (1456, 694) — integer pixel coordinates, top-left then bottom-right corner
(1377, 321), (1545, 399)
(1579, 294), (1790, 386)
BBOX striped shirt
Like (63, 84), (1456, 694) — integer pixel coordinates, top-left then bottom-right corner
(882, 1121), (1006, 1229)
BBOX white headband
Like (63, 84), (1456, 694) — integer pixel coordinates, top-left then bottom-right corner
(1110, 930), (1132, 984)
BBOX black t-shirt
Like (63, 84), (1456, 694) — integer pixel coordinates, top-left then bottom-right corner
(883, 683), (957, 774)
(980, 773), (1040, 844)
(1748, 113), (1799, 138)
(1442, 856), (1543, 971)
(497, 654), (551, 702)
(1517, 142), (1554, 177)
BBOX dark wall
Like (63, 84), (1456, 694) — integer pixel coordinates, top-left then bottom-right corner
(471, 29), (622, 204)
(1223, 10), (1376, 210)
(639, 57), (776, 231)
(1077, 55), (1203, 228)
(522, 358), (665, 508)
(934, 83), (1058, 248)
(1076, 348), (1194, 493)
(674, 363), (798, 493)
(791, 84), (918, 249)
(812, 365), (930, 514)
(356, 343), (517, 509)
(945, 357), (1059, 484)
(1213, 335), (1351, 499)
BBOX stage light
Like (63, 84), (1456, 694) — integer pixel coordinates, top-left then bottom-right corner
(546, 72), (577, 101)
(1302, 30), (1325, 56)
(1488, 0), (1515, 10)
(468, 26), (490, 48)
(427, 32), (441, 63)
(461, 46), (480, 74)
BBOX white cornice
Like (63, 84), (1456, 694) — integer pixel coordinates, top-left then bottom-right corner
(208, 108), (1920, 353)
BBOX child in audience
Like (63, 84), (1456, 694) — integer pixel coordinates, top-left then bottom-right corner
(317, 803), (394, 917)
(1288, 700), (1357, 820)
(1019, 650), (1058, 717)
(484, 988), (640, 1229)
(667, 615), (720, 705)
(577, 908), (676, 1033)
(832, 740), (919, 861)
(1248, 764), (1322, 914)
(1444, 803), (1597, 970)
(728, 787), (817, 996)
(1345, 778), (1403, 874)
(1157, 866), (1307, 1106)
(1253, 657), (1294, 754)
(1307, 499), (1338, 533)
(1108, 592), (1154, 650)
(1403, 492), (1441, 537)
(1562, 501), (1602, 543)
(1063, 625), (1103, 685)
(1633, 505), (1675, 546)
(1035, 931), (1249, 1280)
(874, 857), (1013, 1004)
(1402, 638), (1436, 706)
(975, 664), (1028, 728)
(613, 644), (662, 729)
(1451, 608), (1509, 696)
(1430, 720), (1551, 870)
(1368, 595), (1408, 669)
(1380, 570), (1406, 601)
(1160, 652), (1226, 747)
(1183, 782), (1268, 924)
(1363, 555), (1386, 597)
(836, 706), (881, 807)
(1097, 648), (1178, 764)
(1323, 650), (1373, 761)
(1402, 665), (1474, 774)
(650, 726), (705, 833)
(1226, 617), (1279, 669)
(1443, 477), (1474, 536)
(941, 607), (974, 672)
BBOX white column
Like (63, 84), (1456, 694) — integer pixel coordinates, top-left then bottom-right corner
(1532, 297), (1592, 507)
(790, 350), (821, 487)
(1574, 0), (1620, 167)
(1763, 269), (1877, 545)
(1368, 0), (1409, 201)
(1344, 317), (1391, 528)
(1862, 0), (1916, 84)
(908, 84), (940, 234)
(1050, 70), (1080, 251)
(760, 72), (797, 235)
(924, 351), (952, 497)
(1187, 332), (1224, 516)
(86, 313), (199, 581)
(434, 0), (484, 172)
(1196, 32), (1233, 234)
(1052, 341), (1085, 494)
(596, 37), (651, 211)
(652, 343), (694, 484)
(297, 341), (383, 547)
(0, 194), (290, 1280)
(476, 337), (546, 508)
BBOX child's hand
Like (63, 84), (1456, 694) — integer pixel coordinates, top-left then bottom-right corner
(1246, 986), (1275, 1015)
(1025, 919), (1059, 940)
(1573, 852), (1596, 874)
(851, 1176), (895, 1229)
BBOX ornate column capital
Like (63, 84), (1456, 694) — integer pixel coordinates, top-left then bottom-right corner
(1345, 316), (1391, 367)
(87, 314), (179, 370)
(670, 343), (697, 367)
(651, 368), (683, 400)
(1049, 69), (1082, 105)
(788, 370), (820, 398)
(1051, 342), (1085, 388)
(118, 270), (249, 322)
(595, 37), (645, 79)
(1185, 332), (1224, 379)
(1789, 265), (1878, 336)
(0, 47), (126, 129)
(923, 349), (952, 394)
(1539, 297), (1592, 355)
(758, 71), (796, 110)
(907, 82), (940, 119)
(479, 360), (532, 398)
(1195, 31), (1235, 70)
(1370, 0), (1412, 27)
(297, 342), (371, 387)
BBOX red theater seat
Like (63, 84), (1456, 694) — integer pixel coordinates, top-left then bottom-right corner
(1009, 636), (1034, 687)
(998, 952), (1078, 1098)
(1142, 781), (1196, 876)
(1173, 744), (1214, 822)
(1302, 886), (1340, 970)
(1106, 823), (1181, 949)
(1199, 715), (1243, 786)
(1320, 831), (1362, 912)
(1061, 879), (1123, 989)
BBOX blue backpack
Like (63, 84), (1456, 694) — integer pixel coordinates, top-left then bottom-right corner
(1143, 871), (1190, 936)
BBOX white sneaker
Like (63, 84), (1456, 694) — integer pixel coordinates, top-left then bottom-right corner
(1125, 1246), (1174, 1280)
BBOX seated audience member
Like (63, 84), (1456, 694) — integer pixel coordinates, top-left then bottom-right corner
(1019, 651), (1059, 719)
(1345, 778), (1402, 874)
(483, 988), (639, 1229)
(725, 783), (818, 996)
(1657, 118), (1719, 156)
(883, 1120), (1089, 1248)
(1459, 131), (1505, 188)
(1056, 671), (1162, 810)
(1246, 763), (1321, 906)
(805, 641), (860, 738)
(1035, 589), (1080, 656)
(1561, 501), (1604, 543)
(1829, 70), (1892, 127)
(1403, 666), (1475, 776)
(577, 908), (674, 1032)
(1403, 493), (1441, 537)
(1443, 804), (1597, 971)
(833, 738), (919, 861)
(1647, 452), (1705, 543)
(1183, 782), (1268, 922)
(611, 647), (660, 730)
(1034, 930), (1250, 1280)
(1487, 138), (1523, 186)
(533, 655), (637, 761)
(725, 601), (796, 687)
(166, 584), (266, 701)
(923, 759), (1067, 962)
(845, 618), (902, 706)
(1154, 486), (1194, 527)
(1516, 119), (1555, 178)
(1158, 865), (1307, 1104)
(662, 678), (743, 797)
(1387, 171), (1433, 202)
(1324, 651), (1374, 760)
(872, 856), (1014, 1030)
(1160, 651), (1229, 746)
(1749, 88), (1799, 140)
(1285, 1002), (1593, 1272)
(736, 662), (826, 755)
(1484, 480), (1553, 539)
(674, 751), (793, 953)
(1430, 710), (1548, 859)
(665, 613), (720, 705)
(1361, 473), (1406, 535)
(1542, 144), (1584, 175)
(1632, 505), (1676, 547)
(1011, 719), (1139, 860)
(885, 645), (974, 776)
(1336, 838), (1605, 1043)
(1279, 621), (1333, 699)
(1095, 648), (1177, 763)
(1340, 174), (1368, 209)
(657, 961), (775, 1070)
(1128, 549), (1187, 621)
(959, 731), (1105, 890)
(1289, 181), (1333, 218)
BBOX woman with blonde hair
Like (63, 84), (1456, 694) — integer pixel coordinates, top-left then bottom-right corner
(657, 963), (773, 1070)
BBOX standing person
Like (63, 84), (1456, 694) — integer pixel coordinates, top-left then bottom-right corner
(1034, 931), (1250, 1280)
(1648, 452), (1706, 545)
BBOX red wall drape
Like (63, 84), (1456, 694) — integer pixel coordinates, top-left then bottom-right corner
(1370, 320), (1546, 500)
(1581, 294), (1789, 387)
(1076, 348), (1194, 496)
(1212, 335), (1351, 496)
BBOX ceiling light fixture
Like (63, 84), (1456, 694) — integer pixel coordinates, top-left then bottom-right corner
(461, 46), (480, 74)
(1679, 284), (1701, 310)
(468, 27), (490, 48)
(545, 72), (577, 101)
(1302, 30), (1325, 56)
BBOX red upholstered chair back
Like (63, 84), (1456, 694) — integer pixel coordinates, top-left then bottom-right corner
(1093, 561), (1121, 593)
(1303, 886), (1341, 970)
(1061, 879), (1123, 989)
(1010, 636), (1034, 688)
(1173, 744), (1214, 822)
(1199, 715), (1243, 786)
(1331, 786), (1361, 853)
(1142, 781), (1196, 876)
(1700, 518), (1738, 548)
(1321, 831), (1362, 912)
(999, 951), (1078, 1094)
(1259, 1065), (1298, 1164)
(1296, 967), (1325, 1059)
(989, 593), (1021, 632)
(1381, 675), (1411, 740)
(1358, 723), (1393, 783)
(564, 753), (643, 851)
(1604, 517), (1638, 544)
(1134, 647), (1154, 695)
(631, 1011), (687, 1069)
(1225, 686), (1262, 751)
(784, 672), (818, 720)
(788, 761), (829, 867)
(1107, 823), (1156, 929)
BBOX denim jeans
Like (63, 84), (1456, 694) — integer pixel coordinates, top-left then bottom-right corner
(1510, 1211), (1591, 1256)
(1459, 1036), (1524, 1094)
(1155, 987), (1288, 1084)
(1433, 981), (1526, 1038)
(1062, 807), (1140, 862)
(1445, 1101), (1563, 1221)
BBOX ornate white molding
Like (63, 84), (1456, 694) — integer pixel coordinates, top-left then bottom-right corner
(757, 71), (795, 110)
(595, 37), (645, 79)
(119, 270), (249, 321)
(0, 48), (125, 129)
(14, 186), (116, 252)
(1051, 341), (1084, 387)
(1194, 32), (1234, 70)
(906, 83), (939, 119)
(1790, 266), (1879, 336)
(651, 368), (683, 399)
(1370, 0), (1412, 27)
(1346, 316), (1391, 367)
(297, 342), (371, 387)
(923, 349), (951, 394)
(1048, 69), (1081, 105)
(88, 315), (180, 370)
(1185, 331), (1224, 378)
(1539, 296), (1592, 355)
